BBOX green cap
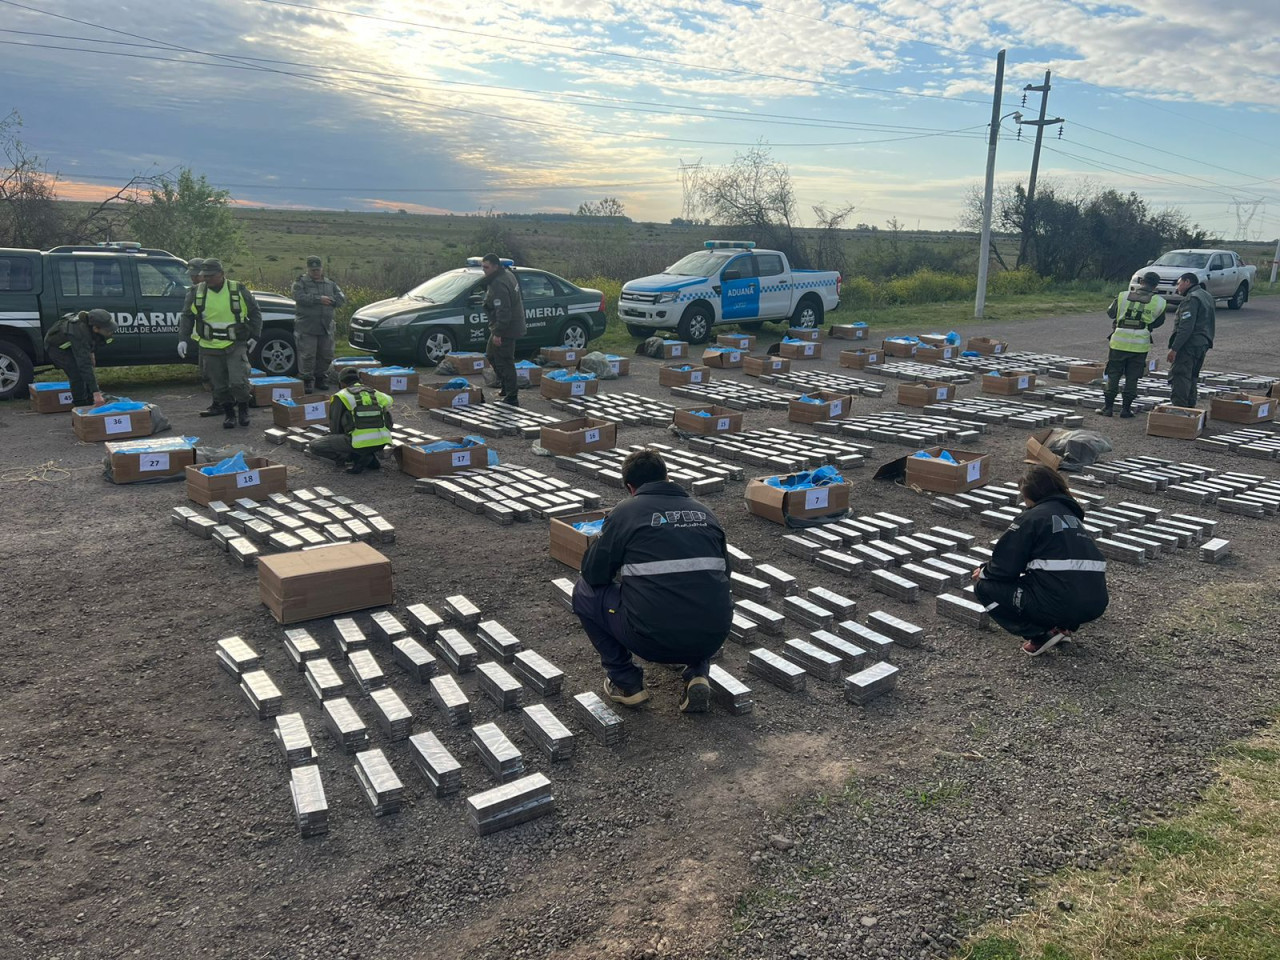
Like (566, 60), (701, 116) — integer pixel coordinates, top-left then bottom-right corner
(186, 257), (205, 277)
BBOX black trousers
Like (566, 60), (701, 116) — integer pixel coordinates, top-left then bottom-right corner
(1169, 346), (1208, 407)
(1103, 348), (1147, 404)
(485, 334), (518, 400)
(974, 578), (1058, 641)
(48, 349), (92, 404)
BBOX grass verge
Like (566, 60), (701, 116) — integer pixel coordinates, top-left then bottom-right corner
(954, 716), (1280, 960)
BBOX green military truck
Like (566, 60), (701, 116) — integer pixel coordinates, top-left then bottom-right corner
(0, 242), (298, 401)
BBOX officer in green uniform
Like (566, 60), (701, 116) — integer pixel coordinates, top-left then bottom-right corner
(291, 255), (346, 392)
(180, 258), (220, 418)
(307, 368), (394, 474)
(1099, 270), (1166, 418)
(44, 308), (115, 405)
(1168, 272), (1216, 408)
(177, 258), (262, 429)
(480, 253), (525, 406)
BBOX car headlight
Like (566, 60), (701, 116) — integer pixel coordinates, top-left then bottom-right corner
(376, 313), (418, 328)
(656, 291), (678, 303)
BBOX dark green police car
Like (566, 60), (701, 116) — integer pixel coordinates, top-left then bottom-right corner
(347, 259), (608, 365)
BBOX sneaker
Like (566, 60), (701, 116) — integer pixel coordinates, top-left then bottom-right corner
(603, 677), (650, 707)
(1022, 627), (1072, 657)
(679, 676), (711, 713)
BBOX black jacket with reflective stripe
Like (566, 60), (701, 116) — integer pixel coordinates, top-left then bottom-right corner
(980, 493), (1109, 625)
(580, 480), (732, 651)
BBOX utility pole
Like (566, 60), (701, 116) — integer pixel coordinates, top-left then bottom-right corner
(1017, 70), (1064, 268)
(975, 49), (1005, 320)
(1269, 237), (1279, 286)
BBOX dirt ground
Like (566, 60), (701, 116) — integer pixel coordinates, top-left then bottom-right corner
(3, 300), (1279, 960)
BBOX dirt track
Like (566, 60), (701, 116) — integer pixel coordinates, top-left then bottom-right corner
(3, 299), (1279, 960)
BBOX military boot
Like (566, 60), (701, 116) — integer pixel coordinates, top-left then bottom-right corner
(222, 403), (236, 429)
(1120, 400), (1135, 419)
(237, 402), (251, 426)
(200, 401), (222, 418)
(302, 379), (314, 393)
(1097, 397), (1114, 417)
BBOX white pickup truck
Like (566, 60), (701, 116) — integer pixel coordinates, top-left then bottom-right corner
(618, 241), (842, 343)
(1130, 248), (1257, 310)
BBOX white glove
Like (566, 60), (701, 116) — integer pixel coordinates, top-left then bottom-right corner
(176, 341), (188, 359)
(247, 339), (258, 354)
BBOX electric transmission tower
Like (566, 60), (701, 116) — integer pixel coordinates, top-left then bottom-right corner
(678, 158), (702, 222)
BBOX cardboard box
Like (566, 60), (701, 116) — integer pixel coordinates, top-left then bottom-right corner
(673, 405), (744, 435)
(398, 438), (490, 478)
(967, 336), (1008, 356)
(882, 338), (918, 358)
(839, 348), (880, 369)
(904, 447), (989, 494)
(249, 376), (306, 407)
(701, 347), (744, 368)
(72, 404), (154, 442)
(918, 334), (951, 347)
(258, 542), (393, 625)
(660, 340), (689, 360)
(786, 328), (821, 342)
(185, 455), (288, 505)
(1024, 428), (1062, 470)
(359, 368), (419, 394)
(29, 382), (75, 413)
(600, 355), (630, 377)
(779, 339), (822, 360)
(1210, 392), (1274, 424)
(658, 364), (711, 387)
(539, 417), (618, 455)
(744, 477), (851, 525)
(1146, 405), (1205, 439)
(1067, 362), (1106, 384)
(549, 510), (608, 569)
(447, 353), (488, 375)
(981, 370), (1036, 395)
(104, 436), (198, 484)
(418, 383), (484, 409)
(514, 362), (543, 387)
(898, 380), (956, 407)
(828, 324), (868, 340)
(788, 390), (852, 424)
(272, 394), (331, 428)
(743, 355), (790, 377)
(716, 333), (756, 351)
(539, 346), (582, 367)
(539, 374), (600, 400)
(915, 344), (957, 362)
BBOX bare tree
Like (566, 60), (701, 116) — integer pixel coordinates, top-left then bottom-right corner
(696, 143), (805, 263)
(810, 203), (856, 277)
(0, 111), (62, 248)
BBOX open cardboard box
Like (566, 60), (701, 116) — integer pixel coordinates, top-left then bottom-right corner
(540, 417), (618, 455)
(660, 340), (689, 359)
(701, 347), (743, 368)
(271, 394), (331, 428)
(539, 346), (582, 367)
(838, 348), (880, 369)
(981, 370), (1036, 395)
(1146, 404), (1205, 439)
(915, 344), (957, 362)
(539, 375), (599, 400)
(1024, 428), (1063, 470)
(967, 336), (1008, 355)
(397, 437), (489, 478)
(418, 383), (484, 409)
(898, 380), (955, 407)
(1067, 362), (1106, 384)
(185, 455), (288, 505)
(549, 510), (609, 568)
(779, 339), (822, 360)
(359, 369), (418, 394)
(716, 333), (756, 351)
(785, 328), (820, 342)
(105, 436), (198, 484)
(788, 389), (851, 424)
(72, 405), (154, 442)
(881, 446), (989, 494)
(258, 542), (393, 624)
(658, 364), (711, 387)
(882, 338), (918, 358)
(744, 477), (850, 525)
(828, 324), (868, 340)
(743, 355), (790, 376)
(446, 353), (488, 375)
(29, 382), (75, 413)
(249, 377), (305, 406)
(1209, 392), (1275, 424)
(673, 405), (744, 435)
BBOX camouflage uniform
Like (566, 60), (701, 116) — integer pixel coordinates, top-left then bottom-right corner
(291, 256), (346, 390)
(483, 265), (525, 402)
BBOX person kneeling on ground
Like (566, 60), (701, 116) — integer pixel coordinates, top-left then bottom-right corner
(306, 367), (393, 474)
(572, 449), (733, 713)
(44, 308), (114, 405)
(972, 465), (1109, 656)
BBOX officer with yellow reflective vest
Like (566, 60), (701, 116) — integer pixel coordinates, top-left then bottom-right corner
(1098, 270), (1166, 418)
(177, 258), (262, 429)
(307, 367), (394, 474)
(43, 308), (115, 405)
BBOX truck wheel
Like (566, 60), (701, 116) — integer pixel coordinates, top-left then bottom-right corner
(625, 323), (655, 338)
(418, 327), (457, 367)
(676, 304), (713, 344)
(0, 339), (36, 401)
(560, 319), (590, 350)
(791, 296), (824, 328)
(254, 331), (298, 375)
(738, 321), (764, 332)
(1227, 283), (1248, 310)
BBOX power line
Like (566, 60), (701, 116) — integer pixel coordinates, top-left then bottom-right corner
(1069, 120), (1280, 191)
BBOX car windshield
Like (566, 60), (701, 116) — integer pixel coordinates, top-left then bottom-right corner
(1152, 252), (1210, 269)
(666, 251), (733, 277)
(405, 270), (481, 303)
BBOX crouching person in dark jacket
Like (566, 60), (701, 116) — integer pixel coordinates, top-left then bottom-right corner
(973, 465), (1109, 656)
(573, 449), (733, 713)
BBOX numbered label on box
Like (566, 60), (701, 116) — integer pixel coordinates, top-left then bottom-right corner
(670, 345), (683, 357)
(804, 488), (830, 511)
(690, 371), (703, 383)
(728, 351), (740, 362)
(564, 351), (577, 362)
(272, 387), (293, 403)
(965, 460), (982, 483)
(1260, 403), (1271, 418)
(829, 400), (843, 416)
(935, 387), (947, 400)
(451, 451), (471, 467)
(609, 361), (621, 374)
(716, 417), (731, 431)
(390, 376), (407, 392)
(104, 414), (133, 435)
(303, 401), (326, 421)
(236, 469), (261, 489)
(803, 344), (815, 355)
(1017, 375), (1029, 389)
(584, 428), (600, 444)
(993, 344), (1005, 353)
(57, 391), (73, 405)
(451, 392), (470, 407)
(570, 382), (585, 396)
(140, 453), (170, 472)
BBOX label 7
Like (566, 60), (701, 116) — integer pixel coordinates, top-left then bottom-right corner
(451, 451), (471, 467)
(584, 428), (600, 444)
(140, 453), (170, 472)
(804, 488), (829, 511)
(236, 469), (261, 489)
(104, 414), (132, 435)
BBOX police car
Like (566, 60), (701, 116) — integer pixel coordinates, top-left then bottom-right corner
(347, 259), (608, 366)
(618, 241), (842, 343)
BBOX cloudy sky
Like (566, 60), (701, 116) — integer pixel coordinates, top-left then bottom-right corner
(5, 0), (1278, 238)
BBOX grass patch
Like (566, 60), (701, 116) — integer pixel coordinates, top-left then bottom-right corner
(730, 885), (796, 934)
(909, 779), (967, 809)
(952, 717), (1280, 960)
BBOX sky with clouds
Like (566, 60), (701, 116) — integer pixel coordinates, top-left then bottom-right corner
(4, 0), (1279, 239)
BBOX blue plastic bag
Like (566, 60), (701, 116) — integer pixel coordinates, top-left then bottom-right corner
(112, 436), (198, 455)
(441, 378), (471, 390)
(248, 375), (298, 385)
(514, 360), (539, 369)
(276, 398), (298, 407)
(336, 355), (376, 362)
(572, 519), (605, 535)
(961, 350), (980, 357)
(368, 366), (415, 375)
(416, 435), (486, 453)
(794, 394), (824, 405)
(946, 330), (961, 344)
(201, 451), (249, 475)
(781, 336), (805, 344)
(764, 464), (845, 490)
(33, 381), (71, 392)
(546, 369), (594, 382)
(672, 364), (693, 372)
(86, 399), (145, 414)
(691, 410), (711, 417)
(912, 449), (957, 463)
